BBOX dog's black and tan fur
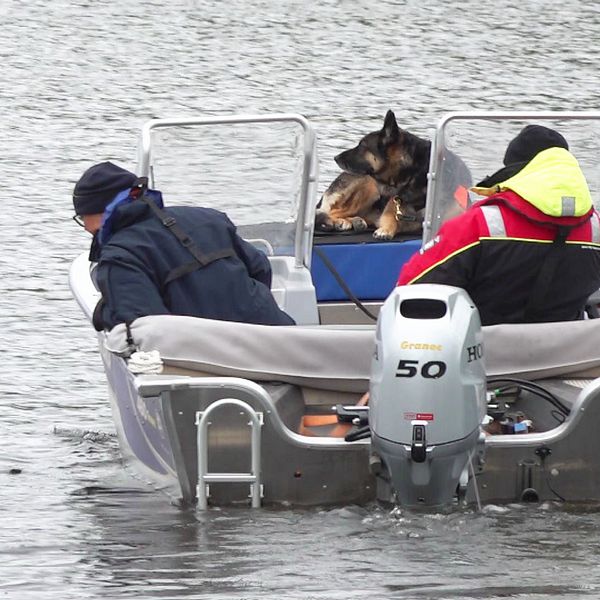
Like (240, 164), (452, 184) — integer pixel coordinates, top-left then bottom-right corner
(316, 110), (431, 240)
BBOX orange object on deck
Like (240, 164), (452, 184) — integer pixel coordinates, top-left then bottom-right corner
(300, 414), (351, 438)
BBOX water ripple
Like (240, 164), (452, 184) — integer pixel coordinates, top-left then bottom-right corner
(3, 0), (600, 598)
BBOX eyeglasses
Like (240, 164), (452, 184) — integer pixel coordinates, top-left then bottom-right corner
(72, 214), (85, 228)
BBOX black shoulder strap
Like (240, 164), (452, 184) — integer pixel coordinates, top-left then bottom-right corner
(524, 225), (570, 321)
(163, 249), (238, 285)
(138, 190), (235, 285)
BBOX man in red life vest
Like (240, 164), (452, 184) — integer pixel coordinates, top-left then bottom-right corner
(397, 125), (600, 325)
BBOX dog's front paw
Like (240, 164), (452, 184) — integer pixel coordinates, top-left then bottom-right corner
(334, 220), (353, 231)
(351, 217), (368, 232)
(373, 227), (395, 240)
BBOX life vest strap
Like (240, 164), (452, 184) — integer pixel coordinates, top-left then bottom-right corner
(164, 249), (236, 285)
(139, 191), (235, 286)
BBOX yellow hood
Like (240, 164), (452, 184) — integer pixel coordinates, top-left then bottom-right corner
(471, 147), (592, 217)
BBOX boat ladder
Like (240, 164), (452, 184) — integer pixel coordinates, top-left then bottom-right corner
(196, 398), (263, 509)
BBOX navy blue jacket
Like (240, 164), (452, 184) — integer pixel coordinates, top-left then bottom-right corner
(94, 201), (295, 330)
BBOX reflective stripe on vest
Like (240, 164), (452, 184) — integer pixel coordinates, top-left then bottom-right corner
(592, 212), (600, 243)
(481, 204), (600, 244)
(480, 205), (506, 237)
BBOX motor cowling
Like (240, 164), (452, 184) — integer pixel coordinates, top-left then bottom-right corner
(369, 284), (486, 507)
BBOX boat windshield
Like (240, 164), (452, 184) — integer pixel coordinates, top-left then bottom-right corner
(424, 112), (600, 244)
(136, 115), (318, 267)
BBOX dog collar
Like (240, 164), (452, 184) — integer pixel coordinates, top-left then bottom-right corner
(393, 196), (423, 223)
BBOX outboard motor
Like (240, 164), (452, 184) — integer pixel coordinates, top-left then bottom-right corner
(369, 284), (486, 507)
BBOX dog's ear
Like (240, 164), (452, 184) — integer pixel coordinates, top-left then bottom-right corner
(381, 110), (400, 146)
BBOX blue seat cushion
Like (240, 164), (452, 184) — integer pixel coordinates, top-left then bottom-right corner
(311, 237), (421, 302)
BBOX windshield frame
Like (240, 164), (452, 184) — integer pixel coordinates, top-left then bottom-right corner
(423, 111), (600, 244)
(137, 114), (319, 269)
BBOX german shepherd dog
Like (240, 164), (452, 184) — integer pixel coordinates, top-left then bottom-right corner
(316, 110), (469, 239)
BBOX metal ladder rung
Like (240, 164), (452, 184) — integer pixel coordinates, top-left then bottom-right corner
(202, 473), (257, 483)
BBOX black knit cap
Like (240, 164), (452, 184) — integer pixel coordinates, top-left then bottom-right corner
(503, 124), (569, 166)
(476, 124), (569, 188)
(73, 161), (137, 215)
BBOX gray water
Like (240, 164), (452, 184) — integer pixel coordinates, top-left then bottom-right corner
(3, 1), (600, 598)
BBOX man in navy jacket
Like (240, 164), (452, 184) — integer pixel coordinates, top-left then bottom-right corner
(73, 162), (294, 330)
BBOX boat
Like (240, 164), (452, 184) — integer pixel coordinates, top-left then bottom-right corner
(69, 111), (600, 509)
